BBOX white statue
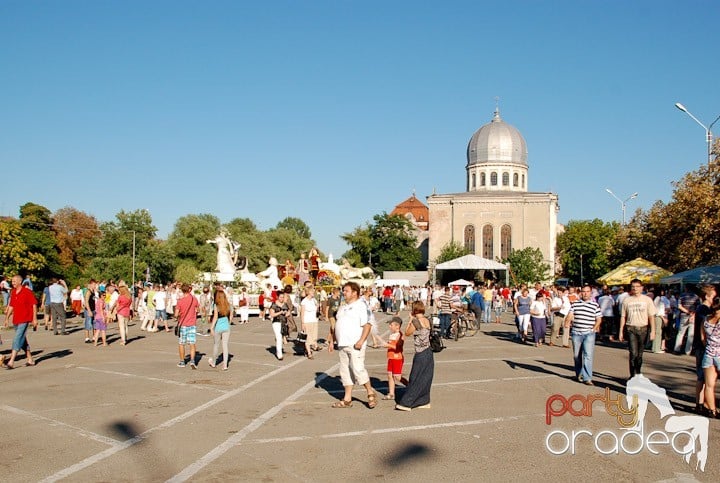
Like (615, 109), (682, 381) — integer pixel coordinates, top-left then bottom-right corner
(340, 259), (374, 280)
(319, 253), (341, 275)
(206, 231), (241, 274)
(257, 257), (283, 289)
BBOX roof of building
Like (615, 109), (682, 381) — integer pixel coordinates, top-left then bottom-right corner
(466, 108), (527, 167)
(391, 194), (429, 228)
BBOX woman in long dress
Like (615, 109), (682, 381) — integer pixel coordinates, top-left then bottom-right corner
(396, 300), (434, 411)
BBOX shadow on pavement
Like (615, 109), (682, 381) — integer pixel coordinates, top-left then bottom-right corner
(381, 441), (434, 468)
(34, 349), (73, 364)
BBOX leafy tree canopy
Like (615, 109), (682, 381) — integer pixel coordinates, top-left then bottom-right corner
(343, 213), (421, 272)
(556, 219), (618, 284)
(503, 247), (550, 286)
(435, 241), (470, 265)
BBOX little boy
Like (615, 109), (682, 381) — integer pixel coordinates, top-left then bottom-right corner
(384, 316), (409, 400)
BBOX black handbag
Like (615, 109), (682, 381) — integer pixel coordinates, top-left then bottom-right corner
(297, 331), (307, 342)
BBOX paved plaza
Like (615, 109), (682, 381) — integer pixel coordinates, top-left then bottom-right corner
(1, 311), (717, 482)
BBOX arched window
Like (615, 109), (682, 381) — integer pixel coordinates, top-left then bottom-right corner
(522, 174), (525, 189)
(501, 224), (512, 260)
(482, 224), (493, 259)
(513, 173), (518, 187)
(471, 173), (476, 189)
(480, 172), (486, 186)
(490, 172), (498, 186)
(502, 172), (509, 186)
(464, 225), (475, 254)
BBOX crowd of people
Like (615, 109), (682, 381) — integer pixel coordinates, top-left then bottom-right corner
(2, 272), (719, 417)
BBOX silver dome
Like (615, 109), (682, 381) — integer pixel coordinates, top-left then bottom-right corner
(466, 109), (528, 166)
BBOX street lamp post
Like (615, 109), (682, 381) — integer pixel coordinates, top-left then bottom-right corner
(674, 102), (720, 165)
(605, 189), (638, 225)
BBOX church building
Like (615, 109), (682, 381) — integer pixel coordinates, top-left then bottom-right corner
(426, 108), (559, 274)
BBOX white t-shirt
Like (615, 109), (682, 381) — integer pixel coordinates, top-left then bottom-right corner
(301, 297), (318, 323)
(335, 298), (369, 347)
(530, 300), (547, 318)
(598, 295), (615, 317)
(70, 288), (84, 302)
(153, 291), (167, 311)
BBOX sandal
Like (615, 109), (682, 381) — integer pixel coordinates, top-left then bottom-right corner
(382, 394), (395, 400)
(331, 399), (353, 408)
(367, 392), (378, 409)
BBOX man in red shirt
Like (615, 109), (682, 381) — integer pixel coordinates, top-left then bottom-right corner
(175, 283), (199, 369)
(3, 275), (38, 369)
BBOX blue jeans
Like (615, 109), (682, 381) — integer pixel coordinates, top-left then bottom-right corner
(12, 322), (30, 352)
(571, 331), (596, 382)
(439, 313), (451, 337)
(483, 304), (492, 323)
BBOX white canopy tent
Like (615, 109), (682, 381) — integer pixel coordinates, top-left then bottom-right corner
(434, 255), (508, 286)
(448, 278), (474, 287)
(435, 255), (507, 271)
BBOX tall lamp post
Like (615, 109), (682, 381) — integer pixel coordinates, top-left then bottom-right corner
(605, 189), (638, 225)
(674, 102), (720, 165)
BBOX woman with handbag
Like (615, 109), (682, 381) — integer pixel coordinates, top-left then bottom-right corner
(269, 292), (290, 360)
(396, 300), (434, 411)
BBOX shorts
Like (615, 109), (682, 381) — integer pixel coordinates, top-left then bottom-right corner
(93, 320), (107, 331)
(387, 358), (404, 375)
(178, 325), (196, 345)
(156, 309), (168, 320)
(11, 322), (30, 351)
(84, 311), (94, 331)
(701, 353), (720, 370)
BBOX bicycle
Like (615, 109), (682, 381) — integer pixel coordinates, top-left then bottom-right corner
(449, 311), (478, 340)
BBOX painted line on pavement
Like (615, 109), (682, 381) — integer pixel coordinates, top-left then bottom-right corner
(312, 374), (555, 396)
(41, 357), (306, 483)
(77, 367), (229, 393)
(244, 413), (545, 445)
(1, 405), (122, 447)
(166, 362), (340, 483)
(364, 355), (542, 369)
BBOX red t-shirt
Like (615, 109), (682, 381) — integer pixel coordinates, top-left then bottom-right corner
(116, 295), (132, 317)
(176, 294), (199, 327)
(9, 286), (38, 325)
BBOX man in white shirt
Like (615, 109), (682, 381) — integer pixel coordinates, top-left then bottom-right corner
(153, 285), (169, 332)
(329, 281), (377, 409)
(48, 278), (68, 335)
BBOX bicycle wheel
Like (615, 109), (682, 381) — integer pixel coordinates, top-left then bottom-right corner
(456, 317), (466, 340)
(464, 314), (478, 337)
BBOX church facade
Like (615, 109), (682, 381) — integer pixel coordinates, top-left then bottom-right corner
(426, 108), (559, 275)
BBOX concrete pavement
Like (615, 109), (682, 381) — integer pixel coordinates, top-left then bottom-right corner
(0, 311), (717, 482)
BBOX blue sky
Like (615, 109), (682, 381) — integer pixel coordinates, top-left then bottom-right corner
(2, 1), (719, 259)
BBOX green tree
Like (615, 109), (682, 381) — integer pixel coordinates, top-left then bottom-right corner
(174, 260), (200, 284)
(89, 209), (160, 283)
(340, 224), (372, 267)
(435, 241), (470, 265)
(275, 217), (312, 240)
(0, 218), (46, 276)
(19, 202), (61, 280)
(265, 227), (315, 267)
(557, 219), (619, 283)
(503, 247), (550, 286)
(167, 214), (221, 272)
(343, 213), (420, 272)
(225, 217), (270, 272)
